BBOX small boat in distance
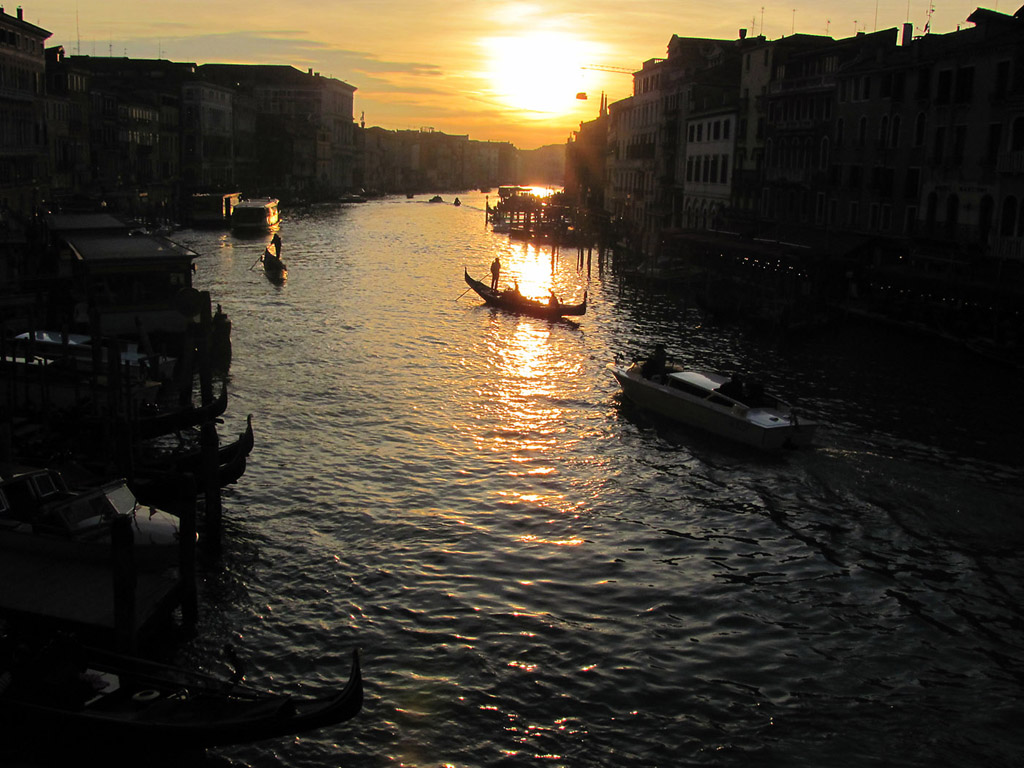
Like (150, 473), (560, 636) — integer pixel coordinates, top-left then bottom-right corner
(608, 360), (818, 451)
(428, 195), (444, 203)
(463, 269), (586, 320)
(262, 248), (287, 284)
(232, 197), (280, 232)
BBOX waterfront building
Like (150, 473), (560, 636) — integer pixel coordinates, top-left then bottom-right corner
(199, 64), (358, 199)
(359, 127), (513, 194)
(0, 6), (50, 219)
(181, 78), (236, 193)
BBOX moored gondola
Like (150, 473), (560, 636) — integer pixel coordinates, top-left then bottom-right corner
(0, 640), (362, 752)
(463, 269), (586, 320)
(135, 381), (229, 439)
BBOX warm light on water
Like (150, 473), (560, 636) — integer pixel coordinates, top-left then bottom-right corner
(173, 192), (1024, 767)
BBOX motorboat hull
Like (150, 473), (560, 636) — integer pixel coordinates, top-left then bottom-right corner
(609, 364), (817, 451)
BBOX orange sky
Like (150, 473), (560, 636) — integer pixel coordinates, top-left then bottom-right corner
(23, 1), (983, 149)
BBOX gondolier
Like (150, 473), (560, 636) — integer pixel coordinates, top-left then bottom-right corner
(271, 232), (282, 258)
(490, 257), (501, 289)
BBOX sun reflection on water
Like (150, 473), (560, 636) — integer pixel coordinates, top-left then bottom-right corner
(467, 304), (586, 514)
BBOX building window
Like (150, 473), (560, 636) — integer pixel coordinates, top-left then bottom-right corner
(914, 113), (926, 146)
(986, 123), (1003, 163)
(954, 67), (974, 103)
(905, 167), (920, 200)
(952, 125), (967, 163)
(933, 126), (945, 164)
(936, 69), (952, 103)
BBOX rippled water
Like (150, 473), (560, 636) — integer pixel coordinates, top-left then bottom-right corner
(169, 193), (1024, 768)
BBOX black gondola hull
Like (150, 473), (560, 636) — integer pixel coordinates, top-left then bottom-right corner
(463, 270), (586, 319)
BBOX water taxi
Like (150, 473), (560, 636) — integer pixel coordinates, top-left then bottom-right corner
(231, 198), (280, 232)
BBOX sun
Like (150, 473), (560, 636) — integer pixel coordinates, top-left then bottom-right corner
(482, 31), (590, 116)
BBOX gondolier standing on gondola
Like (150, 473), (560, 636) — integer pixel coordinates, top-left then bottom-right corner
(271, 232), (282, 259)
(490, 257), (501, 290)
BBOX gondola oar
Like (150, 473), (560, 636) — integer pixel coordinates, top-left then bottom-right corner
(455, 286), (473, 300)
(249, 250), (265, 271)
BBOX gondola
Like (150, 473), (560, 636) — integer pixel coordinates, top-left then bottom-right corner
(463, 269), (586, 319)
(135, 381), (229, 439)
(0, 641), (362, 751)
(262, 248), (287, 284)
(130, 419), (254, 504)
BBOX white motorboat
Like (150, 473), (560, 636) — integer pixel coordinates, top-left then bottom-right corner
(14, 330), (175, 379)
(0, 468), (186, 570)
(608, 362), (818, 451)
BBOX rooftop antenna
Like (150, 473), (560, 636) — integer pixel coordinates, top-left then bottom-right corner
(760, 6), (765, 36)
(75, 4), (80, 54)
(874, 0), (879, 30)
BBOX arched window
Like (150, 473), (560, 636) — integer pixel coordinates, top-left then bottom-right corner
(820, 136), (830, 169)
(914, 112), (926, 146)
(880, 115), (890, 144)
(926, 191), (938, 230)
(890, 115), (901, 148)
(858, 116), (868, 146)
(836, 118), (845, 146)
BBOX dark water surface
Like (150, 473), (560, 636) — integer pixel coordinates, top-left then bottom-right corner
(172, 193), (1024, 767)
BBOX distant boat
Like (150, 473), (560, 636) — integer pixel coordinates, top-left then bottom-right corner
(231, 198), (280, 232)
(453, 197), (461, 206)
(428, 195), (443, 203)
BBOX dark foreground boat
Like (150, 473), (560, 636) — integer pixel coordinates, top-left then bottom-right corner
(0, 642), (362, 751)
(463, 269), (586, 319)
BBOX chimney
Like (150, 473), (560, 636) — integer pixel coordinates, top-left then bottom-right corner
(739, 28), (747, 40)
(18, 6), (24, 20)
(902, 22), (913, 45)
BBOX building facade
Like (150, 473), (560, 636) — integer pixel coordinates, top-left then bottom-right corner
(0, 6), (50, 218)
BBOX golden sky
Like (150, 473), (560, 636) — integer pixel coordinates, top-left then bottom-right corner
(23, 1), (982, 149)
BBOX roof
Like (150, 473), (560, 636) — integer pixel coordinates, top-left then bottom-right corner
(64, 233), (195, 264)
(45, 213), (130, 235)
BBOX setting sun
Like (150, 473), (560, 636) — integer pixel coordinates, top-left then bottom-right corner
(481, 32), (592, 116)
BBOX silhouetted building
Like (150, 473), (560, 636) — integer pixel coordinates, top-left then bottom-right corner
(0, 6), (50, 219)
(199, 64), (358, 199)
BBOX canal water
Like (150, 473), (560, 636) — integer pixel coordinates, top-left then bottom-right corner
(171, 192), (1024, 767)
